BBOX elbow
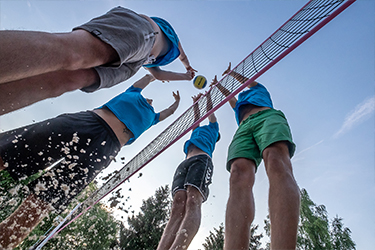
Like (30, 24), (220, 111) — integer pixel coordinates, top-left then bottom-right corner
(159, 109), (174, 122)
(148, 68), (164, 81)
(168, 108), (176, 116)
(152, 74), (164, 81)
(179, 54), (187, 62)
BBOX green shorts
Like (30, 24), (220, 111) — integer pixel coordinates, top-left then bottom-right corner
(227, 109), (296, 171)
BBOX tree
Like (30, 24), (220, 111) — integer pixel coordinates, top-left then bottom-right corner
(249, 225), (264, 250)
(0, 170), (43, 222)
(263, 188), (356, 250)
(202, 223), (264, 250)
(330, 215), (356, 250)
(15, 182), (119, 250)
(119, 185), (171, 250)
(1, 171), (172, 250)
(202, 223), (225, 250)
(298, 188), (332, 250)
(42, 204), (119, 250)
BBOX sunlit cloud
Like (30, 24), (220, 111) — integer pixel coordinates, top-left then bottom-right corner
(334, 96), (375, 138)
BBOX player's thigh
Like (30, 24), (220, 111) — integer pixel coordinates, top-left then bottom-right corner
(57, 30), (119, 70)
(229, 158), (256, 188)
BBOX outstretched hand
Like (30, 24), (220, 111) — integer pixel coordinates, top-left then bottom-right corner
(222, 62), (232, 76)
(192, 93), (203, 103)
(173, 91), (180, 102)
(210, 75), (218, 88)
(186, 65), (198, 73)
(184, 68), (196, 81)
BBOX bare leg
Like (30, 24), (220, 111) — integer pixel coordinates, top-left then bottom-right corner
(263, 142), (300, 250)
(0, 30), (118, 84)
(0, 194), (54, 249)
(224, 158), (256, 250)
(169, 186), (203, 250)
(157, 191), (187, 250)
(0, 68), (98, 116)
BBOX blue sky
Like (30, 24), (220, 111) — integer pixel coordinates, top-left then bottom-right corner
(0, 0), (374, 249)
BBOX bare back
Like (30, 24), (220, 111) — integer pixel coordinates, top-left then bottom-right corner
(186, 144), (208, 159)
(93, 108), (133, 147)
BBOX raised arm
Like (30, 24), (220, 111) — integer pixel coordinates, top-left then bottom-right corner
(191, 93), (203, 130)
(206, 89), (217, 123)
(132, 74), (155, 89)
(159, 91), (180, 121)
(178, 42), (197, 73)
(146, 66), (195, 82)
(210, 75), (237, 109)
(222, 62), (258, 88)
(146, 42), (196, 82)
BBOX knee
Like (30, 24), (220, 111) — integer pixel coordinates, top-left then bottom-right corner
(229, 158), (256, 189)
(64, 68), (99, 91)
(49, 68), (99, 97)
(170, 192), (186, 217)
(263, 142), (294, 176)
(185, 189), (203, 211)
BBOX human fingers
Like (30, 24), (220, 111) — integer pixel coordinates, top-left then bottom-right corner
(187, 66), (198, 72)
(222, 62), (232, 76)
(210, 75), (218, 87)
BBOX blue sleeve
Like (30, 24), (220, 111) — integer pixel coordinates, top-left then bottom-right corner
(126, 85), (142, 93)
(154, 113), (161, 125)
(209, 121), (219, 132)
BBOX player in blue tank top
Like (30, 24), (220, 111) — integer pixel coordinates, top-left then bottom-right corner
(212, 62), (300, 250)
(157, 92), (220, 250)
(0, 74), (181, 248)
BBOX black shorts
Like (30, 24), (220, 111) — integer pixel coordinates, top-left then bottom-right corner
(171, 154), (213, 202)
(0, 111), (121, 213)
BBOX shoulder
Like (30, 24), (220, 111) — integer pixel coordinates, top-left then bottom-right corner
(127, 85), (142, 93)
(209, 121), (219, 130)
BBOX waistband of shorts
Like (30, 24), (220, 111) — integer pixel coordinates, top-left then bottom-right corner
(88, 111), (121, 149)
(242, 108), (284, 124)
(185, 153), (212, 162)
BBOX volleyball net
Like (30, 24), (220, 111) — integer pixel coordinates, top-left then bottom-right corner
(37, 0), (355, 245)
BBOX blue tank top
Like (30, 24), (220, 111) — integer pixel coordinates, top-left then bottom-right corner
(183, 121), (220, 158)
(233, 83), (273, 125)
(143, 17), (180, 68)
(98, 86), (160, 145)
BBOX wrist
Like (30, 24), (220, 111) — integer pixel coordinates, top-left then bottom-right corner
(146, 74), (155, 81)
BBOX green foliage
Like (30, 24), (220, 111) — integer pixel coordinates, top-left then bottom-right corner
(298, 188), (332, 250)
(0, 170), (43, 221)
(119, 185), (171, 250)
(330, 216), (356, 250)
(42, 204), (119, 250)
(263, 188), (356, 250)
(12, 182), (119, 250)
(202, 223), (264, 250)
(1, 170), (172, 250)
(249, 225), (264, 250)
(202, 223), (225, 250)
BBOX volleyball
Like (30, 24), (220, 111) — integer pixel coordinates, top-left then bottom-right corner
(193, 75), (207, 89)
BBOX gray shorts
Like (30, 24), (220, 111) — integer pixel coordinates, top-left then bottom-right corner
(171, 154), (213, 202)
(73, 7), (156, 92)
